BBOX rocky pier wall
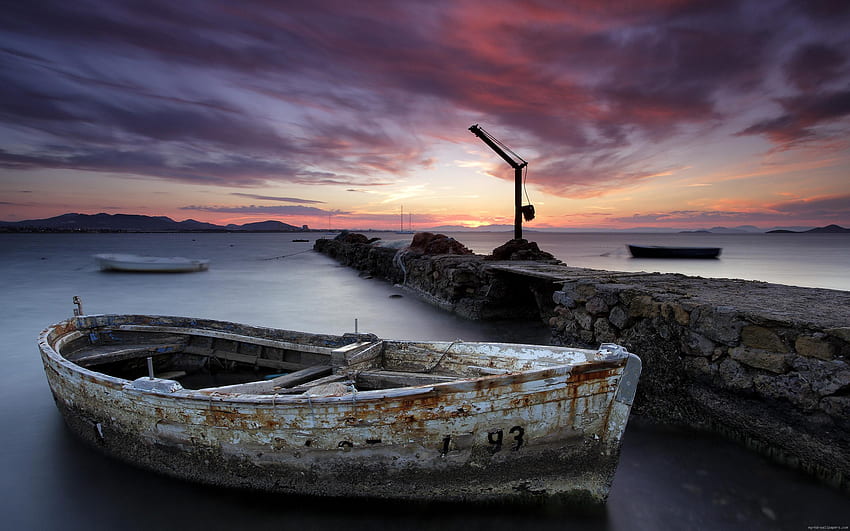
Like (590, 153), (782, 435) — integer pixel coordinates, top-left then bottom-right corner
(314, 233), (850, 493)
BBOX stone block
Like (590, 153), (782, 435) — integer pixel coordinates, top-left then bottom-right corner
(718, 358), (753, 390)
(573, 308), (593, 330)
(791, 357), (850, 397)
(820, 396), (850, 421)
(449, 268), (478, 285)
(741, 326), (788, 352)
(586, 296), (609, 316)
(555, 306), (573, 317)
(660, 303), (690, 326)
(562, 320), (579, 336)
(729, 346), (792, 374)
(683, 331), (715, 357)
(609, 305), (630, 330)
(575, 282), (597, 300)
(691, 306), (743, 345)
(795, 334), (836, 361)
(654, 319), (673, 340)
(753, 373), (819, 410)
(682, 356), (715, 380)
(825, 327), (850, 343)
(594, 284), (622, 306)
(593, 318), (618, 343)
(552, 291), (576, 308)
(628, 295), (659, 318)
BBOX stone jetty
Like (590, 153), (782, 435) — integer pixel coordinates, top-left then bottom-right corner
(314, 232), (850, 493)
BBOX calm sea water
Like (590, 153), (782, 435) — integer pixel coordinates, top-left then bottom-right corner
(451, 231), (850, 292)
(2, 232), (848, 530)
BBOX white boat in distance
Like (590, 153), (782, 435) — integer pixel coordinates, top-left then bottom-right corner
(94, 253), (209, 273)
(39, 310), (641, 506)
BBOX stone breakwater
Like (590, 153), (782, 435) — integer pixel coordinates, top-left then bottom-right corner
(314, 234), (850, 492)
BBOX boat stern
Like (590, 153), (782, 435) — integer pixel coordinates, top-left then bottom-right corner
(604, 346), (642, 447)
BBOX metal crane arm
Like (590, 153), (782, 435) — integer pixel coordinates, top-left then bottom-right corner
(468, 124), (527, 170)
(468, 124), (532, 240)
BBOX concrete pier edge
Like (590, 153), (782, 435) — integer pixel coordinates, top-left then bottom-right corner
(314, 234), (850, 493)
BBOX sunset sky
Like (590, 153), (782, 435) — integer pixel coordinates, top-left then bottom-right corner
(1, 0), (849, 230)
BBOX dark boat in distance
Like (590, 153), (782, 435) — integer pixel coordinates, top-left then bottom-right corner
(628, 245), (721, 259)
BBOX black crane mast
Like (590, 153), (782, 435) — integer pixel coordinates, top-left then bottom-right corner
(468, 124), (532, 240)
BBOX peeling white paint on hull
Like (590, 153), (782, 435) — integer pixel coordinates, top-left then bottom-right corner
(39, 314), (641, 505)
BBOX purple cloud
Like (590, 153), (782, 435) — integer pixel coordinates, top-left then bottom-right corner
(180, 205), (343, 217)
(230, 193), (325, 204)
(1, 0), (849, 199)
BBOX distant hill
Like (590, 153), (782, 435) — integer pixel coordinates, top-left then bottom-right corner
(227, 220), (301, 231)
(767, 224), (849, 234)
(681, 225), (768, 234)
(805, 224), (850, 233)
(0, 213), (306, 232)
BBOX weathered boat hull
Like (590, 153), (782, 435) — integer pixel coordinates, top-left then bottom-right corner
(39, 314), (640, 505)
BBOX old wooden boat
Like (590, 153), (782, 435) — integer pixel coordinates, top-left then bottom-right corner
(628, 245), (721, 259)
(94, 253), (209, 273)
(38, 310), (641, 505)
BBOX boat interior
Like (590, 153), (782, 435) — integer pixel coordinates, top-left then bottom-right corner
(53, 321), (590, 396)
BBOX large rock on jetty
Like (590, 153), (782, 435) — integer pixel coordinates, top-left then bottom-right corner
(408, 232), (473, 255)
(314, 232), (850, 494)
(487, 238), (557, 261)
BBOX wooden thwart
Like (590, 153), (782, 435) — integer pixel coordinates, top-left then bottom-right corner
(68, 343), (185, 367)
(356, 370), (459, 388)
(182, 345), (313, 371)
(278, 374), (350, 394)
(331, 341), (383, 369)
(200, 365), (333, 394)
(112, 325), (337, 355)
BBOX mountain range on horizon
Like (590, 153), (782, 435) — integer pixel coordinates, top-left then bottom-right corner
(1, 212), (847, 234)
(0, 212), (304, 232)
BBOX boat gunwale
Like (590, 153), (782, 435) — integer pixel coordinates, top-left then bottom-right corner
(39, 314), (630, 406)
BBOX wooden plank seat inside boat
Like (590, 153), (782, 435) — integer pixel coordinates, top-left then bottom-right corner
(197, 365), (335, 395)
(88, 325), (347, 372)
(354, 370), (460, 388)
(65, 342), (187, 368)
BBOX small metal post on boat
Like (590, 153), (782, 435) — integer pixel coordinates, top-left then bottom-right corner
(355, 318), (358, 334)
(72, 296), (84, 316)
(146, 357), (154, 380)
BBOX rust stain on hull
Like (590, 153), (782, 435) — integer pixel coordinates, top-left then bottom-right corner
(38, 313), (641, 505)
